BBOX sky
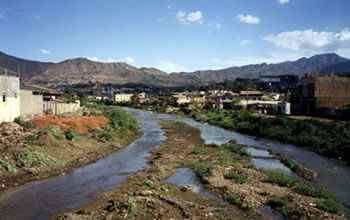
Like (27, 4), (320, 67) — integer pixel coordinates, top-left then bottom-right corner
(1, 0), (350, 73)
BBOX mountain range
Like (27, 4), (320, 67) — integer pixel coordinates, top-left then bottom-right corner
(1, 51), (350, 87)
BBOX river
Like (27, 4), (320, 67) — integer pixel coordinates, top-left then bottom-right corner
(0, 108), (349, 219)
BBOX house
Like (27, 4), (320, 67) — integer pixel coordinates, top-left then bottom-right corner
(292, 72), (350, 117)
(215, 93), (240, 109)
(137, 92), (148, 104)
(114, 93), (134, 102)
(173, 93), (191, 107)
(0, 69), (20, 123)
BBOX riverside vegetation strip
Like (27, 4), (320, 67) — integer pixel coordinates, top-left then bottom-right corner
(0, 106), (142, 191)
(55, 121), (349, 220)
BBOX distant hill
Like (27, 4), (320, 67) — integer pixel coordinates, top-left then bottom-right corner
(171, 53), (350, 84)
(1, 51), (350, 87)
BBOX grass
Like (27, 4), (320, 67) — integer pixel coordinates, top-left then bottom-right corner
(13, 150), (60, 167)
(192, 146), (209, 155)
(39, 125), (63, 140)
(222, 141), (251, 157)
(268, 195), (293, 208)
(226, 193), (254, 211)
(316, 199), (345, 214)
(26, 134), (38, 145)
(0, 159), (17, 172)
(99, 126), (113, 141)
(224, 170), (251, 184)
(293, 182), (332, 199)
(262, 169), (298, 187)
(269, 151), (301, 172)
(143, 180), (154, 187)
(192, 160), (214, 177)
(175, 121), (187, 126)
(281, 206), (302, 219)
(65, 128), (77, 141)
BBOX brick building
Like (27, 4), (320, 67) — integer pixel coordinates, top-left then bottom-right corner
(292, 72), (350, 117)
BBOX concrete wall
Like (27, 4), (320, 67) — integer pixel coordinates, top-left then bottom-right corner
(56, 102), (80, 114)
(20, 90), (43, 120)
(0, 75), (20, 123)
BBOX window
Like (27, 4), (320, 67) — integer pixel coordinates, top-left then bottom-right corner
(2, 95), (6, 102)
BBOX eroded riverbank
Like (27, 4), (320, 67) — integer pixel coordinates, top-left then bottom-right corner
(55, 120), (348, 220)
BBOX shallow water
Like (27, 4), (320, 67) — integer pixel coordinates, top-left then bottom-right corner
(126, 109), (350, 207)
(0, 109), (165, 220)
(164, 167), (225, 203)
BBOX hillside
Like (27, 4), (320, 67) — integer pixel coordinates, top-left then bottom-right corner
(1, 51), (350, 87)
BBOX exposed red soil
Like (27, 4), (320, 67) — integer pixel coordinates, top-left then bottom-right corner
(30, 116), (110, 132)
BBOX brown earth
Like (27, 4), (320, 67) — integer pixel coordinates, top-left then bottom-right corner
(54, 121), (347, 220)
(0, 115), (138, 193)
(30, 116), (110, 132)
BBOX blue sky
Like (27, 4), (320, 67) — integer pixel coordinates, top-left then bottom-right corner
(1, 0), (350, 73)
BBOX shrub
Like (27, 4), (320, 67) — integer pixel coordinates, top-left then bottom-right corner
(39, 126), (63, 140)
(192, 146), (209, 155)
(224, 170), (251, 184)
(175, 121), (187, 126)
(268, 195), (293, 208)
(14, 117), (35, 128)
(222, 142), (250, 157)
(13, 150), (60, 167)
(294, 182), (332, 199)
(65, 128), (77, 141)
(99, 127), (113, 141)
(316, 199), (344, 214)
(226, 193), (254, 210)
(0, 159), (17, 172)
(262, 169), (298, 187)
(192, 160), (214, 177)
(27, 134), (38, 145)
(281, 206), (302, 219)
(143, 180), (154, 187)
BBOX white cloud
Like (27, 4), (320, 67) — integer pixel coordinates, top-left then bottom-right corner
(167, 4), (172, 9)
(278, 0), (290, 4)
(210, 52), (304, 67)
(87, 56), (99, 62)
(107, 58), (116, 63)
(155, 61), (188, 73)
(240, 40), (252, 45)
(177, 11), (203, 24)
(32, 15), (42, 20)
(208, 21), (222, 28)
(237, 14), (260, 24)
(122, 57), (135, 64)
(264, 29), (350, 53)
(40, 49), (50, 55)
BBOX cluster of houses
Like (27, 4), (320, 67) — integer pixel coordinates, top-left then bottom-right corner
(114, 90), (291, 115)
(0, 68), (80, 124)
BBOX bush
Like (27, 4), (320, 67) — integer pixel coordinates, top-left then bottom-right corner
(192, 160), (214, 177)
(316, 199), (344, 214)
(143, 180), (154, 187)
(293, 183), (332, 199)
(224, 170), (251, 184)
(27, 134), (38, 145)
(99, 127), (113, 141)
(262, 169), (298, 187)
(281, 206), (302, 219)
(226, 193), (254, 210)
(268, 195), (293, 208)
(65, 128), (77, 141)
(14, 117), (35, 128)
(0, 159), (17, 172)
(175, 121), (187, 126)
(192, 146), (209, 155)
(222, 142), (250, 157)
(13, 150), (60, 167)
(39, 126), (63, 140)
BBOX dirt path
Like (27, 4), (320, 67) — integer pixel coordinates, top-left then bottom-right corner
(54, 120), (348, 220)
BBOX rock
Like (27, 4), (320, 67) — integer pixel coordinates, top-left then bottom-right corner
(181, 186), (192, 192)
(140, 190), (154, 196)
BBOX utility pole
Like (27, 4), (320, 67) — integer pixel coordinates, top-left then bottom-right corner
(17, 64), (20, 77)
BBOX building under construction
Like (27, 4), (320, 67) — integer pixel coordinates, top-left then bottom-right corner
(292, 72), (350, 119)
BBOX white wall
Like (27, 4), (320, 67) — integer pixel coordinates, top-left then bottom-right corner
(0, 75), (20, 123)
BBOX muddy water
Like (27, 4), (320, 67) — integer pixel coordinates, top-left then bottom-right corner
(125, 109), (350, 207)
(0, 110), (165, 220)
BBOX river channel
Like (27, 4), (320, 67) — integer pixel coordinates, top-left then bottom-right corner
(0, 108), (349, 219)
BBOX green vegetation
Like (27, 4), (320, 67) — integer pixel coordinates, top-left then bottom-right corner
(222, 141), (251, 157)
(262, 169), (298, 187)
(268, 195), (293, 208)
(143, 180), (154, 187)
(39, 125), (64, 140)
(281, 206), (302, 219)
(224, 170), (251, 184)
(26, 134), (38, 145)
(226, 193), (254, 210)
(175, 121), (187, 126)
(316, 198), (345, 214)
(192, 160), (214, 177)
(0, 159), (17, 172)
(99, 127), (113, 141)
(192, 146), (209, 155)
(14, 117), (35, 128)
(189, 109), (350, 165)
(294, 182), (332, 199)
(65, 128), (77, 141)
(269, 151), (301, 172)
(13, 150), (60, 167)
